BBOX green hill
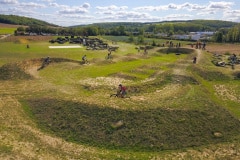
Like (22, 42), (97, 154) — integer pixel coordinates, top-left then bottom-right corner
(0, 14), (58, 27)
(74, 20), (238, 31)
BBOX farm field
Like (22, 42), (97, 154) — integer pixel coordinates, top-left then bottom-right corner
(0, 35), (240, 159)
(0, 23), (20, 35)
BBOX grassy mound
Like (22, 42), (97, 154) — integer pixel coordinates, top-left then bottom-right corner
(0, 63), (33, 80)
(158, 47), (194, 54)
(0, 58), (81, 80)
(25, 98), (240, 151)
(191, 65), (231, 81)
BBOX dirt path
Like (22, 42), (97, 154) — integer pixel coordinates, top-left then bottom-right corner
(0, 34), (11, 40)
(172, 47), (201, 76)
(196, 48), (203, 64)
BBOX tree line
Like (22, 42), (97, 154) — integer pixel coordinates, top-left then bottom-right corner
(214, 24), (240, 43)
(2, 14), (240, 43)
(17, 22), (240, 43)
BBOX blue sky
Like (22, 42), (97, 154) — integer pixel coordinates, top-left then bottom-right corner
(0, 0), (240, 26)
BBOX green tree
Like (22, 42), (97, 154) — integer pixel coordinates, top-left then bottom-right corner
(17, 27), (25, 32)
(117, 25), (126, 35)
(128, 34), (134, 43)
(137, 35), (144, 44)
(152, 40), (156, 46)
(214, 31), (223, 42)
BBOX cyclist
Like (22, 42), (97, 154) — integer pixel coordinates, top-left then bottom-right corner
(44, 56), (50, 64)
(82, 55), (88, 64)
(193, 57), (197, 64)
(106, 50), (112, 60)
(118, 84), (127, 98)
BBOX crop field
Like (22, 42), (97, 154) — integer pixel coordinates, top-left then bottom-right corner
(0, 35), (240, 159)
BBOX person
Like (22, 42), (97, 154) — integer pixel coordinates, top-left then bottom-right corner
(231, 53), (237, 64)
(144, 46), (147, 55)
(82, 55), (87, 63)
(202, 42), (206, 50)
(37, 56), (50, 71)
(193, 57), (197, 64)
(118, 84), (127, 98)
(106, 50), (112, 59)
(44, 56), (50, 63)
(191, 43), (194, 48)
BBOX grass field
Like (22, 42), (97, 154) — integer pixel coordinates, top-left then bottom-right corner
(0, 35), (240, 159)
(0, 23), (19, 35)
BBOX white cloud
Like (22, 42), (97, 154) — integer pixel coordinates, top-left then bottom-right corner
(208, 1), (234, 10)
(168, 3), (179, 10)
(133, 6), (168, 11)
(198, 11), (216, 17)
(164, 14), (193, 20)
(7, 7), (36, 15)
(223, 9), (240, 21)
(96, 5), (128, 11)
(49, 2), (68, 8)
(82, 3), (90, 9)
(39, 0), (54, 2)
(58, 7), (88, 14)
(20, 2), (46, 8)
(49, 2), (90, 15)
(133, 2), (234, 12)
(0, 0), (18, 4)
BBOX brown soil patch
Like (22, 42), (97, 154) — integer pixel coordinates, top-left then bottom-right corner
(4, 35), (53, 42)
(206, 43), (240, 55)
(214, 85), (240, 103)
(0, 23), (26, 28)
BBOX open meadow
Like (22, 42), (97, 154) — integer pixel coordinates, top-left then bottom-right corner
(0, 35), (240, 159)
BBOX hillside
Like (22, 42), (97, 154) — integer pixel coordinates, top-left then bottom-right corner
(0, 14), (58, 27)
(74, 20), (238, 31)
(0, 36), (240, 159)
(1, 14), (238, 30)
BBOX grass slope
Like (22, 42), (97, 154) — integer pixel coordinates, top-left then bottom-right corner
(25, 97), (240, 151)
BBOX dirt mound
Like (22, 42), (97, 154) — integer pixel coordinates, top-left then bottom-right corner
(0, 58), (81, 80)
(0, 63), (33, 80)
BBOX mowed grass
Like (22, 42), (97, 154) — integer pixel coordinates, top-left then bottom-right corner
(40, 53), (179, 84)
(1, 35), (240, 159)
(0, 27), (16, 34)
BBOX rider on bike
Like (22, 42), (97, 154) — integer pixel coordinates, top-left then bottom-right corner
(82, 55), (88, 63)
(118, 84), (127, 98)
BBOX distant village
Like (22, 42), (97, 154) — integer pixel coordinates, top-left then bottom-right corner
(173, 31), (215, 41)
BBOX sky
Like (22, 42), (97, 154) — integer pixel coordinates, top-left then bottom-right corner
(0, 0), (240, 27)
